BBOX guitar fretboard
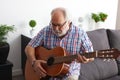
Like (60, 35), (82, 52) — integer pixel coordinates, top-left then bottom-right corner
(52, 52), (94, 65)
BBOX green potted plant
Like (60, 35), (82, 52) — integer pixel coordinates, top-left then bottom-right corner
(99, 12), (108, 22)
(91, 12), (108, 23)
(91, 13), (101, 23)
(0, 24), (14, 64)
(29, 20), (37, 36)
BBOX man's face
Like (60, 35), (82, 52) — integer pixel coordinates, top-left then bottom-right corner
(51, 11), (69, 37)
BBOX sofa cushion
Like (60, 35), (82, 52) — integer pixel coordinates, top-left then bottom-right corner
(95, 58), (118, 80)
(107, 29), (120, 50)
(79, 61), (100, 80)
(79, 58), (118, 80)
(87, 29), (110, 51)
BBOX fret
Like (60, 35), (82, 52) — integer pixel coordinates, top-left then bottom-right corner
(96, 51), (98, 58)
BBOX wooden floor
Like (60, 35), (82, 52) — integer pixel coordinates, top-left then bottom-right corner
(12, 75), (24, 80)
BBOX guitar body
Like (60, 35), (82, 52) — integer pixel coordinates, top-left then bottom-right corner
(25, 60), (40, 80)
(25, 47), (69, 80)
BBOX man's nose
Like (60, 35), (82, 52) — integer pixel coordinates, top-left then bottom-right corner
(55, 26), (59, 30)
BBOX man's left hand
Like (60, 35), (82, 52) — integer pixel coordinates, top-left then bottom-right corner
(77, 54), (94, 63)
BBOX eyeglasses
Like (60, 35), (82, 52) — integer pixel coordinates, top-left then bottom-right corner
(51, 21), (66, 27)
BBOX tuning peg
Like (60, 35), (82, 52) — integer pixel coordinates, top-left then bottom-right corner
(111, 58), (115, 61)
(111, 48), (114, 49)
(107, 59), (111, 62)
(103, 59), (107, 61)
(110, 55), (113, 58)
(106, 55), (109, 57)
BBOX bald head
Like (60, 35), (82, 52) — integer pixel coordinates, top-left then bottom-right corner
(51, 8), (67, 18)
(51, 7), (68, 24)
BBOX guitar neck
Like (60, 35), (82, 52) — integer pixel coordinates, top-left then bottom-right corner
(46, 48), (119, 66)
(48, 52), (95, 65)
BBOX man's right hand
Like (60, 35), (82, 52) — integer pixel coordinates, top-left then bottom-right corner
(32, 60), (47, 78)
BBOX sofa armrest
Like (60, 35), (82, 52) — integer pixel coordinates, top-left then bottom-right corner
(116, 58), (120, 75)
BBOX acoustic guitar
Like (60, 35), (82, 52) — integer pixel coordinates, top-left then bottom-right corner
(25, 46), (120, 80)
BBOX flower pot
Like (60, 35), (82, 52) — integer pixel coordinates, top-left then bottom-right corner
(95, 22), (104, 29)
(0, 43), (9, 64)
(30, 28), (35, 37)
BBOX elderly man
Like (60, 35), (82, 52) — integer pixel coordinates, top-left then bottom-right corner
(25, 7), (94, 80)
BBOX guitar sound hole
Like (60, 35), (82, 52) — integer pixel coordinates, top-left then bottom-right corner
(47, 57), (54, 66)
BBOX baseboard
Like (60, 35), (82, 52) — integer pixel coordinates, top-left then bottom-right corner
(12, 69), (23, 76)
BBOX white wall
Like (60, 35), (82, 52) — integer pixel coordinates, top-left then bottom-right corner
(116, 0), (120, 29)
(0, 0), (118, 76)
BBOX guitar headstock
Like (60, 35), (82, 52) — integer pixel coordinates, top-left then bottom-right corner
(96, 48), (120, 59)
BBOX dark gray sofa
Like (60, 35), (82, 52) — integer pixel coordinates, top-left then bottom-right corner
(79, 29), (120, 80)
